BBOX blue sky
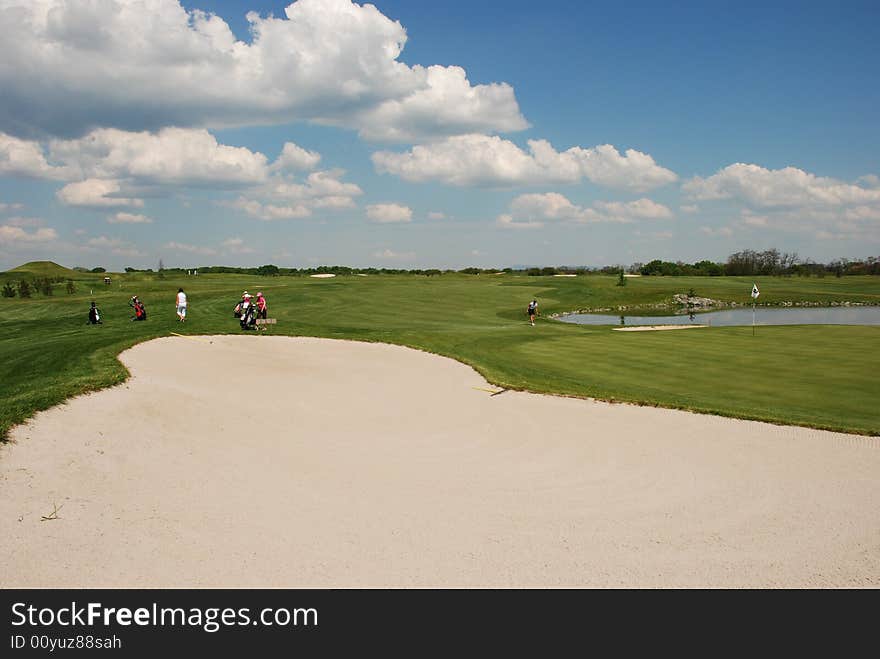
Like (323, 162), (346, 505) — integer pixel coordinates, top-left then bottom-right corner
(0, 0), (878, 270)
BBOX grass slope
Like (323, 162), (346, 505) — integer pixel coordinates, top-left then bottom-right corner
(5, 260), (78, 280)
(1, 269), (878, 438)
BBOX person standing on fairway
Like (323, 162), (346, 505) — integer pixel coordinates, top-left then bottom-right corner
(88, 301), (102, 324)
(527, 299), (538, 326)
(176, 287), (187, 322)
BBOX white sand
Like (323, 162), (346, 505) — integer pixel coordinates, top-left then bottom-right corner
(1, 335), (878, 588)
(613, 325), (708, 331)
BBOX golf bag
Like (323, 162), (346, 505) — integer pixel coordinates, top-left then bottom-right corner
(132, 299), (147, 321)
(88, 303), (101, 324)
(239, 300), (257, 330)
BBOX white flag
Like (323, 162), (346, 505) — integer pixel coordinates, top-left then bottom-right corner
(751, 283), (760, 299)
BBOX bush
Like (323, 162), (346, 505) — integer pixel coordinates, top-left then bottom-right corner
(17, 280), (31, 298)
(90, 267), (106, 273)
(66, 279), (76, 294)
(1, 282), (15, 298)
(39, 278), (53, 296)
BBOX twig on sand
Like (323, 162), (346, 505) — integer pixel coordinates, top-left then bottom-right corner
(472, 386), (507, 396)
(40, 502), (63, 521)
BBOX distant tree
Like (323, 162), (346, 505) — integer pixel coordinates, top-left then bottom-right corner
(640, 259), (684, 276)
(540, 266), (557, 276)
(90, 267), (106, 273)
(828, 258), (847, 278)
(66, 279), (76, 294)
(256, 264), (280, 276)
(17, 280), (31, 298)
(125, 267), (137, 272)
(692, 260), (723, 276)
(39, 278), (53, 295)
(158, 259), (165, 271)
(2, 282), (15, 298)
(617, 269), (626, 286)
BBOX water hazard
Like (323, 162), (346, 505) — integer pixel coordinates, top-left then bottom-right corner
(558, 306), (880, 327)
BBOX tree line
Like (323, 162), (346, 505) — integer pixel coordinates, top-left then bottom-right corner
(119, 251), (879, 278)
(47, 249), (880, 280)
(635, 250), (879, 277)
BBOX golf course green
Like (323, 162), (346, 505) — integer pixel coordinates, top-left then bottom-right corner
(2, 261), (879, 438)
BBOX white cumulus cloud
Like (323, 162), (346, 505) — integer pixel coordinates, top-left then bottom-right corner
(49, 127), (269, 186)
(0, 0), (527, 142)
(683, 163), (880, 242)
(108, 212), (153, 224)
(227, 169), (362, 220)
(57, 179), (144, 208)
(593, 198), (674, 221)
(271, 142), (321, 172)
(348, 65), (528, 141)
(0, 132), (73, 180)
(682, 163), (880, 207)
(0, 224), (57, 244)
(497, 192), (673, 229)
(372, 135), (677, 191)
(366, 203), (412, 223)
(7, 128), (364, 220)
(227, 198), (311, 221)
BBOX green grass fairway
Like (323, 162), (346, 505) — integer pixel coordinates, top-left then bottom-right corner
(2, 264), (878, 438)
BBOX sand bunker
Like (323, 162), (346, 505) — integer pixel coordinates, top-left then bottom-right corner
(1, 336), (878, 587)
(613, 325), (708, 331)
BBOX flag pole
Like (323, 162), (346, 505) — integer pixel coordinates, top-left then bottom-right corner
(750, 282), (759, 336)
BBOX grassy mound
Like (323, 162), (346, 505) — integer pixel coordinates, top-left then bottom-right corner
(5, 261), (79, 279)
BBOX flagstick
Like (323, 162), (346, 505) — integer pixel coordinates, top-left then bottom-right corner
(752, 301), (756, 336)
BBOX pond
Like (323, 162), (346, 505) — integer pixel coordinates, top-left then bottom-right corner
(557, 306), (880, 327)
